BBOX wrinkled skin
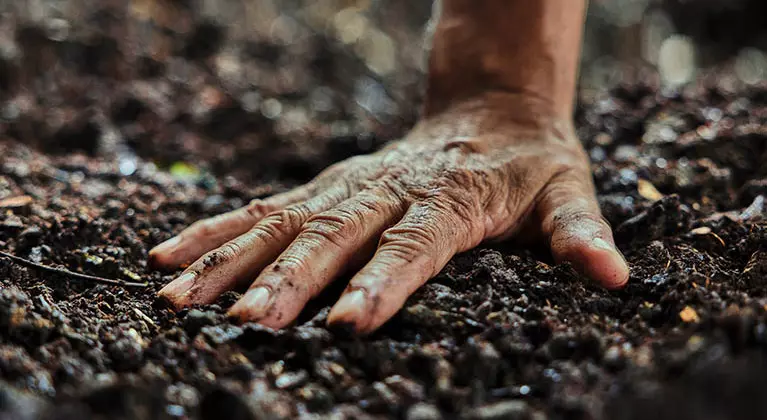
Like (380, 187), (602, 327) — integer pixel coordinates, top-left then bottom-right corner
(150, 94), (629, 334)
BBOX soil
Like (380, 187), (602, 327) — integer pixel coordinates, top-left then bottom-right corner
(2, 5), (767, 420)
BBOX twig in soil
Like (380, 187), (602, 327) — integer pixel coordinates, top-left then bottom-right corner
(132, 308), (156, 326)
(0, 250), (148, 288)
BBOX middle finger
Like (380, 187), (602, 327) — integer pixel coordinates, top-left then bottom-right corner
(227, 186), (406, 327)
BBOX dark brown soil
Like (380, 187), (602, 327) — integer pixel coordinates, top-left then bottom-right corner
(2, 5), (767, 420)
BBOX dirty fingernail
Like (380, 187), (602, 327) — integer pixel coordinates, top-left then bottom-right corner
(592, 237), (629, 286)
(328, 289), (367, 326)
(151, 236), (182, 256)
(592, 237), (615, 252)
(158, 271), (196, 300)
(229, 287), (271, 320)
(593, 237), (628, 261)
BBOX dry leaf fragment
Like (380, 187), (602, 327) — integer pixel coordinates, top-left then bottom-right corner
(690, 226), (725, 246)
(0, 195), (33, 209)
(679, 306), (700, 323)
(691, 226), (712, 235)
(638, 179), (664, 201)
(710, 232), (726, 247)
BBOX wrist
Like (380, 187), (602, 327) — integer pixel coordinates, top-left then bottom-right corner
(424, 0), (586, 121)
(413, 91), (577, 148)
(424, 88), (571, 128)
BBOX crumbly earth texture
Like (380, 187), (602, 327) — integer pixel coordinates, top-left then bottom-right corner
(2, 10), (767, 420)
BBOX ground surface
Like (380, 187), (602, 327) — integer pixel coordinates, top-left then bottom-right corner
(2, 6), (767, 420)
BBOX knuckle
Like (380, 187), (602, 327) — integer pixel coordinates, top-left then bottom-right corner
(555, 208), (605, 227)
(377, 238), (428, 263)
(441, 167), (474, 189)
(267, 256), (314, 293)
(380, 158), (411, 179)
(380, 223), (436, 250)
(442, 138), (486, 154)
(253, 206), (308, 239)
(337, 176), (359, 197)
(430, 188), (479, 222)
(275, 206), (311, 228)
(270, 255), (304, 276)
(250, 219), (283, 240)
(375, 177), (408, 202)
(200, 241), (241, 268)
(301, 211), (358, 248)
(244, 199), (272, 220)
(549, 203), (606, 234)
(418, 167), (480, 199)
(450, 189), (478, 220)
(429, 197), (484, 249)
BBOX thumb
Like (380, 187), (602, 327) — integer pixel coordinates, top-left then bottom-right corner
(536, 170), (629, 289)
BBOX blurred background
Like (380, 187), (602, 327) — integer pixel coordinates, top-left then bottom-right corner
(583, 0), (766, 93)
(0, 0), (764, 181)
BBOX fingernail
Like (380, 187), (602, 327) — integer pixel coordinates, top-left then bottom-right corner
(592, 237), (615, 252)
(229, 287), (271, 319)
(151, 236), (182, 256)
(593, 237), (628, 262)
(592, 237), (630, 286)
(328, 289), (367, 325)
(158, 271), (196, 298)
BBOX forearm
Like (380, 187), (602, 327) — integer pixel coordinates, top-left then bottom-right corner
(425, 0), (587, 120)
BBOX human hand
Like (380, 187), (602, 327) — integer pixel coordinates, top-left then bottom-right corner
(150, 94), (629, 334)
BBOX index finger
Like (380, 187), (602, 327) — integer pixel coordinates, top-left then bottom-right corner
(149, 185), (314, 269)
